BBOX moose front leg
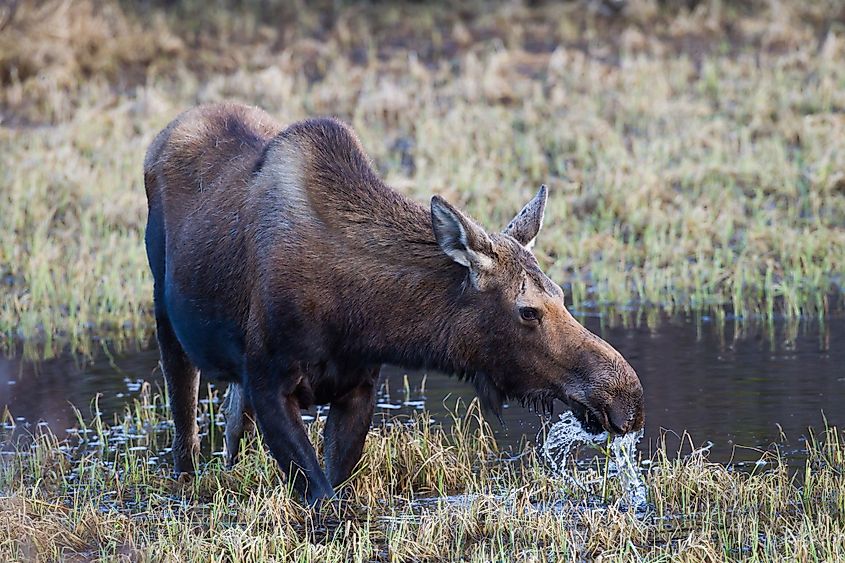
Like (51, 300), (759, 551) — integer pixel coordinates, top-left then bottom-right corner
(246, 371), (334, 505)
(323, 366), (379, 488)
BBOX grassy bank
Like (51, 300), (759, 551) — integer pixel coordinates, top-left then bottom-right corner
(0, 396), (843, 561)
(1, 0), (845, 356)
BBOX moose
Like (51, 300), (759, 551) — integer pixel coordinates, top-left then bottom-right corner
(143, 103), (644, 504)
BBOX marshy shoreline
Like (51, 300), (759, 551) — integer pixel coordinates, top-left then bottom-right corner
(1, 395), (843, 561)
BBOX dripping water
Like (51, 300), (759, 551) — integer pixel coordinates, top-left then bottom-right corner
(541, 411), (648, 511)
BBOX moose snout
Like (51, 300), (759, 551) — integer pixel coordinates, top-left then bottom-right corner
(603, 389), (645, 434)
(567, 335), (645, 435)
(573, 384), (644, 436)
(599, 362), (645, 435)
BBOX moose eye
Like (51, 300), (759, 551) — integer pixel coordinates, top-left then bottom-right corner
(519, 307), (540, 323)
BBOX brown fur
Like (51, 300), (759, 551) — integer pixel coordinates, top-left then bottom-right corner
(144, 103), (644, 504)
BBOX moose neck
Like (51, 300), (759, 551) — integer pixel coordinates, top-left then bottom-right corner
(330, 202), (487, 378)
(375, 265), (482, 377)
(298, 153), (490, 377)
(355, 251), (508, 413)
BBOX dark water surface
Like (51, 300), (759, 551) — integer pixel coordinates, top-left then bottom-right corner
(1, 315), (843, 468)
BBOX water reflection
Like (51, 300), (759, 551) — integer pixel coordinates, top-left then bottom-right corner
(1, 315), (843, 468)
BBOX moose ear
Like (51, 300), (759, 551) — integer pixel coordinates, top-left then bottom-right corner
(503, 184), (547, 249)
(430, 195), (494, 271)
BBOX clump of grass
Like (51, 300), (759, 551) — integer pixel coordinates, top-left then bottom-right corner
(1, 0), (844, 357)
(1, 395), (843, 561)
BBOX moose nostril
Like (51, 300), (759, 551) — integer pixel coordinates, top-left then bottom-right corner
(605, 401), (635, 434)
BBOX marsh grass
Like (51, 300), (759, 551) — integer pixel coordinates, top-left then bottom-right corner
(1, 393), (843, 561)
(1, 0), (844, 356)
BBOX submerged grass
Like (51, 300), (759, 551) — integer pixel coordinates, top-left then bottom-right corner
(1, 395), (843, 561)
(1, 1), (844, 356)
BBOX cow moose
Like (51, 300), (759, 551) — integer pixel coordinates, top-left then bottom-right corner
(143, 103), (644, 504)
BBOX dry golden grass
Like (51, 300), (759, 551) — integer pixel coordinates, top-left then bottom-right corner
(1, 0), (844, 357)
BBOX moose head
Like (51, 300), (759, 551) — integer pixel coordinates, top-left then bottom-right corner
(430, 185), (644, 434)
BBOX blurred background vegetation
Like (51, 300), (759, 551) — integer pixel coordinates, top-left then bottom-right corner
(1, 0), (844, 356)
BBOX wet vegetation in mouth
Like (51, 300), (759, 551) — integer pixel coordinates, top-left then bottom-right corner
(0, 395), (844, 561)
(2, 0), (845, 358)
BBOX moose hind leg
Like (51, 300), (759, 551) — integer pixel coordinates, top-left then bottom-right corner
(323, 366), (379, 488)
(156, 311), (201, 476)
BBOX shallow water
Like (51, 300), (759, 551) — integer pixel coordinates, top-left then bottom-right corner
(1, 314), (843, 469)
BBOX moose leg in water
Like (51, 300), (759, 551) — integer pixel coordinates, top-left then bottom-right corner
(221, 383), (255, 468)
(245, 355), (334, 504)
(323, 367), (379, 487)
(155, 312), (201, 475)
